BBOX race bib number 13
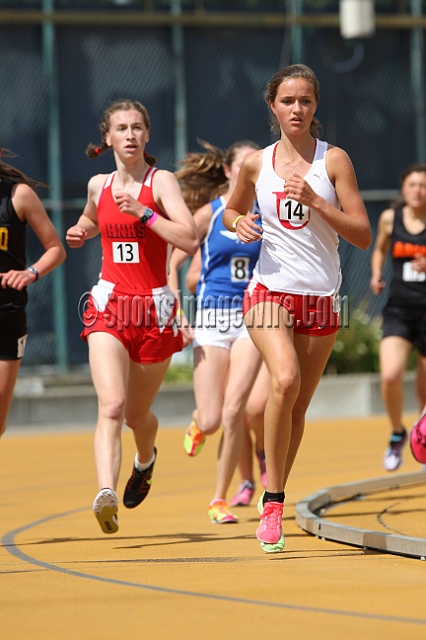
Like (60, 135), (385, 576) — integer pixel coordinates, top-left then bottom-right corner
(112, 242), (140, 263)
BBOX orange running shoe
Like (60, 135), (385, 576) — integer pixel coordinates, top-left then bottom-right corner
(183, 421), (206, 456)
(208, 500), (238, 524)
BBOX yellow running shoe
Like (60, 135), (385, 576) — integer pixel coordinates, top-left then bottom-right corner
(183, 421), (206, 456)
(208, 500), (239, 524)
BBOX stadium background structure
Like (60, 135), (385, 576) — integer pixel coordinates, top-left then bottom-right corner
(0, 0), (425, 369)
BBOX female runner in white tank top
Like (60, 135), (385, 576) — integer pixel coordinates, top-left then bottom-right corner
(223, 64), (372, 553)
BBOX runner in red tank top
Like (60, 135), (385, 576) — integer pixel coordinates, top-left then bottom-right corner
(66, 100), (198, 535)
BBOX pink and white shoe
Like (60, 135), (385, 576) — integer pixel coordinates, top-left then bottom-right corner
(230, 480), (255, 507)
(256, 493), (285, 553)
(410, 408), (426, 465)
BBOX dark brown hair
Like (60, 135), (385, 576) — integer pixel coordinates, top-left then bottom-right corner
(86, 100), (157, 166)
(175, 139), (259, 213)
(390, 162), (426, 209)
(264, 63), (322, 138)
(0, 144), (49, 192)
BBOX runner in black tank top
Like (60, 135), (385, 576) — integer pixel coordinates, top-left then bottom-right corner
(0, 147), (65, 438)
(370, 163), (426, 472)
(387, 207), (426, 309)
(0, 179), (28, 316)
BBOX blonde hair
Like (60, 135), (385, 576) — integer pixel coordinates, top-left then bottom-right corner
(175, 139), (259, 213)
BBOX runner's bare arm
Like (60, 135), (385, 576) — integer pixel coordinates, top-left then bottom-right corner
(66, 174), (104, 248)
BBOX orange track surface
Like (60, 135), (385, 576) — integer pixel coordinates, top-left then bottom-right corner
(1, 414), (425, 640)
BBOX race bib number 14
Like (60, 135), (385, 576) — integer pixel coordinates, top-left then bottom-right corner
(112, 242), (140, 263)
(274, 191), (310, 230)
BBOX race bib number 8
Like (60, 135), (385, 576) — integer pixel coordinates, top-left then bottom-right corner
(112, 242), (140, 263)
(231, 256), (250, 282)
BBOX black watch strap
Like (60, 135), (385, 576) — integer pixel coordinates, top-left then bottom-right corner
(140, 207), (155, 224)
(27, 266), (39, 281)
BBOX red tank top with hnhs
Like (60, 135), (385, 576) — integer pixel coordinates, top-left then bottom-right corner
(97, 168), (170, 292)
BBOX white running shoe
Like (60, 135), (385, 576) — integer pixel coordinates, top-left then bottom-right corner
(383, 429), (408, 472)
(93, 488), (119, 534)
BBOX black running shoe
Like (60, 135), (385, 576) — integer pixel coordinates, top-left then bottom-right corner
(123, 446), (157, 509)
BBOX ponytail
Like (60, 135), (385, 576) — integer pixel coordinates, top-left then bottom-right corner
(86, 141), (109, 159)
(144, 150), (157, 167)
(175, 139), (228, 213)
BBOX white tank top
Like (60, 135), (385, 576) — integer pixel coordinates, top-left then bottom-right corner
(251, 139), (342, 296)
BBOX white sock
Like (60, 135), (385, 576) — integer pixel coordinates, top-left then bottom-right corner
(134, 450), (155, 471)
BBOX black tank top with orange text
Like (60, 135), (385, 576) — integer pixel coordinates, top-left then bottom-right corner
(388, 208), (426, 308)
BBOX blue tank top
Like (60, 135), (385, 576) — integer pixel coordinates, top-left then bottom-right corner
(196, 196), (261, 309)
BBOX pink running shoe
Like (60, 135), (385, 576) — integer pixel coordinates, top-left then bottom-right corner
(256, 450), (267, 489)
(256, 494), (285, 553)
(410, 409), (426, 464)
(230, 480), (255, 507)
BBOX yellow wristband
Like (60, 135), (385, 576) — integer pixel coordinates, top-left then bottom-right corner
(232, 215), (245, 229)
(176, 308), (185, 315)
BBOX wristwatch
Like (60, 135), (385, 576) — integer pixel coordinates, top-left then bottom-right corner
(140, 207), (155, 225)
(27, 266), (39, 281)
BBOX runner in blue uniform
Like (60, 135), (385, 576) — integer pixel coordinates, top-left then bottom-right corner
(171, 140), (263, 523)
